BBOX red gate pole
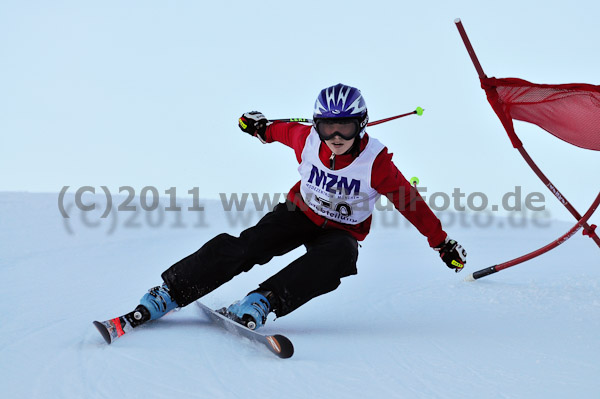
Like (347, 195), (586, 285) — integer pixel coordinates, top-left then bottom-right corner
(454, 18), (486, 79)
(466, 192), (600, 281)
(517, 147), (600, 247)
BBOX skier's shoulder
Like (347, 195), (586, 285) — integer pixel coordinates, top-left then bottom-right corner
(267, 121), (312, 150)
(361, 133), (390, 163)
(363, 134), (404, 188)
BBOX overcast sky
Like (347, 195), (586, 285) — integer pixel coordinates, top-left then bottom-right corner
(1, 0), (598, 224)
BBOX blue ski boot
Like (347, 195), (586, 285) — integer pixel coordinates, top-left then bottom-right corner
(226, 291), (272, 330)
(139, 283), (179, 321)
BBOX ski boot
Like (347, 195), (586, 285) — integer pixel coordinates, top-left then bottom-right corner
(93, 283), (179, 344)
(223, 291), (273, 330)
(139, 283), (179, 321)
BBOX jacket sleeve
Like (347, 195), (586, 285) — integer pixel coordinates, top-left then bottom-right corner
(265, 122), (312, 163)
(371, 148), (447, 248)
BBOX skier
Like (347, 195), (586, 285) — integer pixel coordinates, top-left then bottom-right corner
(122, 83), (467, 332)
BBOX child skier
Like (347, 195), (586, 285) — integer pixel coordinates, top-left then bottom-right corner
(114, 83), (466, 333)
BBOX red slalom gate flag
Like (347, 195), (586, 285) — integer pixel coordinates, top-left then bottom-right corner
(481, 77), (600, 151)
(454, 18), (600, 281)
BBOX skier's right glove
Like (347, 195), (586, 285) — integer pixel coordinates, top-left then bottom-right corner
(239, 111), (268, 143)
(434, 237), (467, 273)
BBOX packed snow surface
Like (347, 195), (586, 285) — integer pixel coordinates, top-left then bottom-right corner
(1, 192), (599, 398)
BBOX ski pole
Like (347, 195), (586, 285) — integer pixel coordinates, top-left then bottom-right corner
(269, 118), (312, 123)
(368, 107), (424, 126)
(269, 107), (424, 126)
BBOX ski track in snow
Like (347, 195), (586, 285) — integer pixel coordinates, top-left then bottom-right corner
(1, 193), (599, 399)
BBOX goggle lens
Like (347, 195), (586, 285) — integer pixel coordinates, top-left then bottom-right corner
(316, 120), (360, 140)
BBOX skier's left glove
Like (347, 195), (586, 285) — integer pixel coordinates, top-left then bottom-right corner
(434, 237), (467, 273)
(239, 111), (269, 143)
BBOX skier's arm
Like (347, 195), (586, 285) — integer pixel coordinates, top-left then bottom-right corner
(264, 122), (312, 162)
(372, 149), (467, 271)
(371, 148), (447, 248)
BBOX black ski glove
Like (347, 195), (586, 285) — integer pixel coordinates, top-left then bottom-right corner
(434, 237), (467, 273)
(239, 111), (268, 142)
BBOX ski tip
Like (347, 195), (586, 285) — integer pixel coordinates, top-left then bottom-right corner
(267, 334), (294, 359)
(464, 273), (475, 282)
(93, 321), (112, 344)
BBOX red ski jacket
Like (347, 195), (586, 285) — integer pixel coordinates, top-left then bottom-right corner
(265, 122), (447, 247)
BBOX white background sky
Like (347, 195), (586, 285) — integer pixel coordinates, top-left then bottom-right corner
(1, 0), (598, 224)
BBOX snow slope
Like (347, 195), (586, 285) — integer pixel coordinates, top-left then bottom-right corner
(1, 192), (599, 399)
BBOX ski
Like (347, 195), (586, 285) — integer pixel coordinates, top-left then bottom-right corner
(94, 302), (294, 358)
(196, 301), (294, 359)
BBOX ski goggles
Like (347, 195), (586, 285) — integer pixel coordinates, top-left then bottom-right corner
(315, 119), (361, 141)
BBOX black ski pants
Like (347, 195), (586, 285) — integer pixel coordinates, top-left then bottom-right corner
(161, 201), (359, 317)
